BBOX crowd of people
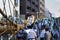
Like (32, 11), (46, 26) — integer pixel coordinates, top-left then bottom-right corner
(15, 15), (59, 40)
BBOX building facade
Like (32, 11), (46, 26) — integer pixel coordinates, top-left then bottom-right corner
(14, 0), (45, 19)
(0, 0), (45, 19)
(39, 0), (45, 19)
(45, 9), (52, 19)
(20, 0), (39, 19)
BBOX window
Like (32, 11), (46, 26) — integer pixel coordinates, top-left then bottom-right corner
(27, 6), (31, 10)
(15, 0), (18, 6)
(42, 4), (44, 7)
(32, 9), (35, 12)
(32, 2), (35, 5)
(40, 2), (42, 4)
(28, 0), (31, 2)
(40, 2), (44, 7)
(35, 5), (38, 8)
(40, 8), (44, 12)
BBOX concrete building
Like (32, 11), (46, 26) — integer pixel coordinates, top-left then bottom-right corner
(0, 0), (45, 19)
(13, 0), (45, 19)
(45, 9), (52, 19)
(20, 0), (45, 19)
(20, 0), (39, 19)
(39, 0), (45, 19)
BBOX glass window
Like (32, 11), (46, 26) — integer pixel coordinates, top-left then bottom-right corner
(32, 2), (35, 5)
(27, 6), (31, 10)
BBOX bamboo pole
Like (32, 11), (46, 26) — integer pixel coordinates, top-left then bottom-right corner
(0, 9), (25, 40)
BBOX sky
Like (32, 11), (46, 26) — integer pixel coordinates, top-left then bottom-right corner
(45, 0), (60, 17)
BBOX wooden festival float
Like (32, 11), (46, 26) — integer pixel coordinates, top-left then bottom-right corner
(0, 9), (25, 40)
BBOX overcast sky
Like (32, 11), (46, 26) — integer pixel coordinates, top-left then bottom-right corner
(45, 0), (60, 17)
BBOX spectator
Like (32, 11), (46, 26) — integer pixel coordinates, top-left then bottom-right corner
(40, 25), (46, 40)
(45, 28), (52, 40)
(53, 29), (59, 40)
(25, 23), (37, 40)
